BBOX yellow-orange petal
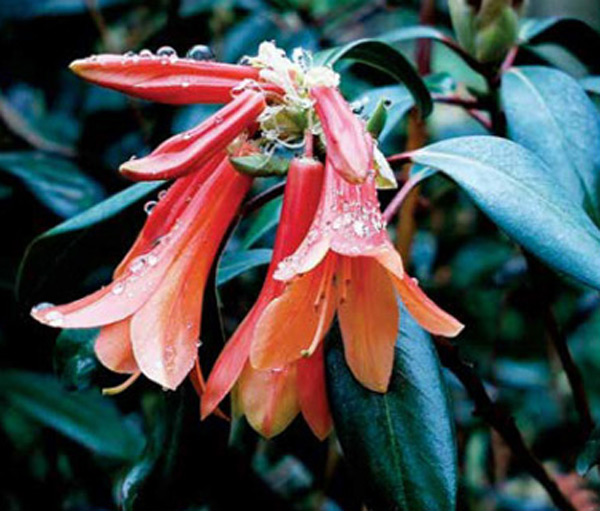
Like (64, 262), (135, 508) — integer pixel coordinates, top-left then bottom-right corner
(297, 344), (332, 440)
(130, 250), (205, 389)
(250, 255), (337, 370)
(95, 319), (138, 374)
(392, 274), (464, 337)
(238, 365), (300, 438)
(338, 256), (399, 392)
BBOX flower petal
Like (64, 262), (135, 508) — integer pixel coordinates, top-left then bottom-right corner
(251, 254), (337, 370)
(95, 319), (138, 374)
(297, 343), (332, 440)
(238, 364), (300, 438)
(311, 86), (373, 184)
(119, 90), (266, 181)
(337, 256), (398, 392)
(70, 55), (276, 104)
(115, 153), (224, 277)
(393, 274), (464, 337)
(202, 157), (325, 418)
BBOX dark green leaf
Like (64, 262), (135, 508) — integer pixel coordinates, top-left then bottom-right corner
(217, 249), (272, 286)
(0, 152), (104, 218)
(17, 181), (163, 302)
(519, 18), (600, 74)
(326, 304), (457, 511)
(408, 136), (600, 289)
(501, 67), (600, 218)
(230, 154), (289, 177)
(54, 329), (100, 390)
(315, 39), (432, 117)
(241, 196), (282, 249)
(581, 76), (600, 96)
(0, 370), (144, 461)
(0, 0), (128, 20)
(577, 426), (600, 475)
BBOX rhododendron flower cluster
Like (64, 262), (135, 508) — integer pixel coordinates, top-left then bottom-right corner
(31, 42), (463, 438)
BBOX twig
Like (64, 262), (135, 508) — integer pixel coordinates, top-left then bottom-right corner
(434, 338), (577, 511)
(241, 181), (286, 217)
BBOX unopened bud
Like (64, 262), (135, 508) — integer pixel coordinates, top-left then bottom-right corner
(449, 0), (527, 64)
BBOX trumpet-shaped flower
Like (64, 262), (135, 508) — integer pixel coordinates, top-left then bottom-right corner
(32, 157), (252, 389)
(202, 158), (331, 438)
(250, 160), (464, 392)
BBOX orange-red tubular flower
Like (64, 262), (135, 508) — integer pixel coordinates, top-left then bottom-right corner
(202, 157), (332, 439)
(119, 90), (266, 181)
(69, 55), (281, 104)
(250, 160), (464, 393)
(31, 157), (253, 390)
(311, 86), (373, 184)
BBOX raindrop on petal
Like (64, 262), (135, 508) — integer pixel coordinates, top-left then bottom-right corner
(186, 44), (215, 61)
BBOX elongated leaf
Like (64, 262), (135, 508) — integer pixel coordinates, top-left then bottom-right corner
(501, 67), (600, 219)
(54, 329), (100, 390)
(230, 154), (289, 177)
(519, 18), (600, 74)
(217, 249), (272, 286)
(0, 370), (144, 461)
(0, 152), (104, 218)
(241, 196), (282, 249)
(577, 425), (600, 475)
(408, 136), (600, 289)
(581, 76), (600, 96)
(326, 304), (457, 511)
(0, 0), (128, 20)
(17, 181), (164, 302)
(315, 39), (432, 117)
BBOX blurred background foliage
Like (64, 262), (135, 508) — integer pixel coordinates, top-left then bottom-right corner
(1, 1), (600, 510)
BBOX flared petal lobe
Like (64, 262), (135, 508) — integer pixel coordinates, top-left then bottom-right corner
(95, 320), (138, 374)
(238, 364), (300, 438)
(201, 158), (325, 419)
(251, 254), (337, 370)
(337, 257), (399, 392)
(69, 55), (278, 104)
(392, 273), (464, 337)
(311, 86), (373, 184)
(297, 343), (332, 440)
(120, 90), (266, 181)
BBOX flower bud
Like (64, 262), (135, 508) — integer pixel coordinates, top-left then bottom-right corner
(449, 0), (527, 64)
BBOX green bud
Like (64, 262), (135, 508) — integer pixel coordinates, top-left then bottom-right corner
(449, 0), (527, 64)
(229, 154), (289, 177)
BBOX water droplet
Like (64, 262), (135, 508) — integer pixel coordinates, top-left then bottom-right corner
(112, 282), (125, 295)
(144, 201), (157, 215)
(129, 154), (137, 161)
(129, 256), (146, 274)
(157, 46), (177, 57)
(45, 310), (64, 327)
(147, 254), (159, 266)
(181, 81), (190, 88)
(123, 50), (136, 58)
(32, 302), (55, 313)
(186, 44), (214, 61)
(158, 190), (167, 200)
(139, 49), (153, 58)
(213, 114), (223, 125)
(237, 56), (251, 66)
(182, 132), (192, 140)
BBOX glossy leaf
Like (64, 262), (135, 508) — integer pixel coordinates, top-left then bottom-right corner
(408, 136), (600, 289)
(315, 39), (432, 117)
(54, 329), (100, 390)
(217, 248), (272, 286)
(326, 303), (457, 511)
(577, 426), (600, 475)
(519, 18), (600, 73)
(0, 152), (104, 218)
(17, 181), (163, 302)
(0, 370), (144, 461)
(0, 0), (127, 19)
(240, 196), (282, 249)
(501, 66), (600, 218)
